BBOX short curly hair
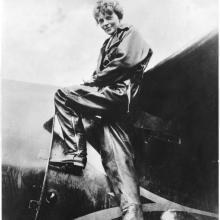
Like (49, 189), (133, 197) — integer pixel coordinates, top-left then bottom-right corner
(93, 0), (124, 24)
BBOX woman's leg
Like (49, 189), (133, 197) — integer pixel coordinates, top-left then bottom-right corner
(100, 121), (143, 220)
(54, 88), (87, 168)
(53, 84), (127, 168)
(54, 84), (143, 218)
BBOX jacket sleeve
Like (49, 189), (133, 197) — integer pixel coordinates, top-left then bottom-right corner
(93, 27), (151, 87)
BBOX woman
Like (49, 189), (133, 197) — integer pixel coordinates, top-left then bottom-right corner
(53, 0), (152, 218)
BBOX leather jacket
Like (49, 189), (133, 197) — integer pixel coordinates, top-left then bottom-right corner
(93, 24), (152, 87)
(91, 24), (153, 112)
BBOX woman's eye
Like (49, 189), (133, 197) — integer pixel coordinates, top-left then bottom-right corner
(106, 16), (112, 20)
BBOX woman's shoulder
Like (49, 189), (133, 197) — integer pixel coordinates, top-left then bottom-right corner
(117, 23), (136, 32)
(117, 24), (145, 43)
(117, 24), (141, 37)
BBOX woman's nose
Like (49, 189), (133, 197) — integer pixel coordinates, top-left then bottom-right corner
(103, 19), (109, 26)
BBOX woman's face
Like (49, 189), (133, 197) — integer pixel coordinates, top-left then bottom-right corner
(97, 12), (120, 35)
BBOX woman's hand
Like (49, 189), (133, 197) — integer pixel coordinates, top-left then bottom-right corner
(82, 78), (96, 86)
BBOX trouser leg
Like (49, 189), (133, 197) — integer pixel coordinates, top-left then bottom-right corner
(53, 84), (128, 169)
(100, 122), (143, 220)
(54, 88), (87, 166)
(53, 84), (127, 160)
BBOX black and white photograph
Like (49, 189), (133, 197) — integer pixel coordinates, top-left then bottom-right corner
(2, 0), (218, 219)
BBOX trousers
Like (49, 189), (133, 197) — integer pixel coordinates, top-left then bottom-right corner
(54, 84), (143, 218)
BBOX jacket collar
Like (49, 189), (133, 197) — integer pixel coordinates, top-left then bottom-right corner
(117, 23), (130, 31)
(102, 23), (130, 52)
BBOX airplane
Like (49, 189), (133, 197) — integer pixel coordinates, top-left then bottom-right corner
(2, 30), (218, 220)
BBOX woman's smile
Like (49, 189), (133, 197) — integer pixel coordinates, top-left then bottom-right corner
(104, 26), (113, 33)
